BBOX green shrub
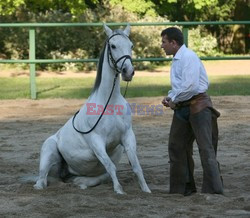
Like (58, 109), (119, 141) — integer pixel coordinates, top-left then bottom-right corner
(188, 27), (222, 57)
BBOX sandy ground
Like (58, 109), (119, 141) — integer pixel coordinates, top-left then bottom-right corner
(0, 60), (250, 217)
(0, 96), (250, 217)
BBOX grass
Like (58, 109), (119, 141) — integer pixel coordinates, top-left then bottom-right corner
(0, 75), (250, 99)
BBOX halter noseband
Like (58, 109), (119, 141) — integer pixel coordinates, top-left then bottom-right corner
(106, 33), (132, 74)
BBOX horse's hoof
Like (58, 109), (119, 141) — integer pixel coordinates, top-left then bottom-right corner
(115, 187), (126, 194)
(33, 184), (44, 190)
(114, 184), (126, 194)
(144, 189), (152, 193)
(142, 186), (151, 193)
(79, 184), (88, 189)
(34, 181), (46, 190)
(116, 190), (126, 195)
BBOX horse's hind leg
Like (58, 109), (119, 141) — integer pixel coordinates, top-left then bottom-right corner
(91, 140), (125, 194)
(109, 144), (124, 166)
(34, 136), (61, 189)
(70, 145), (124, 190)
(70, 173), (110, 190)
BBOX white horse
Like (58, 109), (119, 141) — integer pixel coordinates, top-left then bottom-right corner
(34, 24), (151, 194)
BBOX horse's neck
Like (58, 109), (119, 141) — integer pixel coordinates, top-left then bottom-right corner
(94, 49), (121, 103)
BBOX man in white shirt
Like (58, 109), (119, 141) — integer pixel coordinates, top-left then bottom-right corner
(161, 27), (223, 195)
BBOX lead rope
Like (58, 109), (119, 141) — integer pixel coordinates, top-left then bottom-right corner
(123, 82), (129, 98)
(72, 73), (118, 134)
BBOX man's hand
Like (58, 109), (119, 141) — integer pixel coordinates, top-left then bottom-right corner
(168, 100), (176, 110)
(162, 97), (176, 110)
(162, 96), (171, 107)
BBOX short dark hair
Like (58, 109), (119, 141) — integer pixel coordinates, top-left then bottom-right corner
(161, 27), (184, 46)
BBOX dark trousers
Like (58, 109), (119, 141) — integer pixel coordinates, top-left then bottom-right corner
(168, 107), (223, 194)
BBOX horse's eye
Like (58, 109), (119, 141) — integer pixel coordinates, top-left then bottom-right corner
(111, 44), (116, 49)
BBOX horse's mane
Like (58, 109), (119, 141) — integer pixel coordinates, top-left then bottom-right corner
(91, 42), (106, 94)
(91, 30), (127, 94)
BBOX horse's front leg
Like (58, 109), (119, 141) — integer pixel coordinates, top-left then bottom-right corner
(89, 133), (125, 194)
(121, 128), (151, 193)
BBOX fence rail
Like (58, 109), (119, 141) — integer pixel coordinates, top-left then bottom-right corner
(1, 21), (250, 27)
(0, 21), (250, 99)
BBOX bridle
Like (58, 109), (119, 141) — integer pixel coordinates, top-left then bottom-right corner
(106, 33), (133, 74)
(72, 33), (133, 134)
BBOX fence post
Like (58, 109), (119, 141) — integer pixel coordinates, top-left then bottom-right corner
(182, 27), (189, 47)
(29, 28), (36, 99)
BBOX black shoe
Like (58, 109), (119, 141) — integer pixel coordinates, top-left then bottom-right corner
(184, 182), (197, 196)
(184, 189), (197, 196)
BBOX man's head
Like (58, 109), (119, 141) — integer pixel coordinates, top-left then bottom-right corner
(161, 27), (184, 56)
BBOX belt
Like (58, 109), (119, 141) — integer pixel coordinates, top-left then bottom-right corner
(175, 93), (204, 109)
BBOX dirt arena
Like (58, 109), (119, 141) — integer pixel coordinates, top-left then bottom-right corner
(0, 60), (250, 217)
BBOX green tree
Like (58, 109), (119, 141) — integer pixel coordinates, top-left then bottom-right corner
(151, 0), (238, 21)
(109, 0), (157, 17)
(150, 0), (249, 53)
(0, 0), (99, 17)
(0, 0), (25, 16)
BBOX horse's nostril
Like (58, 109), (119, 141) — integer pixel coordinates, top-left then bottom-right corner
(132, 71), (135, 76)
(122, 68), (126, 73)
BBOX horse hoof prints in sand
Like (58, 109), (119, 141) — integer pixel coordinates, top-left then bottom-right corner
(34, 24), (151, 194)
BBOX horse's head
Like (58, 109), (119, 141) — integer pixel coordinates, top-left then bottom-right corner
(104, 24), (135, 81)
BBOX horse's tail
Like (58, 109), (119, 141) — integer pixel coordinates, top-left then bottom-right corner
(19, 175), (38, 184)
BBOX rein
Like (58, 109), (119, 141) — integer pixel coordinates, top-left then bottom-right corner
(72, 73), (118, 134)
(72, 33), (131, 134)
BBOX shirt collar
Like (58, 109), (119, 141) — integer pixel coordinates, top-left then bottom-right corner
(173, 44), (186, 60)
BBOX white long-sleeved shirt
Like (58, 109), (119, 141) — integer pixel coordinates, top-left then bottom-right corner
(168, 45), (209, 103)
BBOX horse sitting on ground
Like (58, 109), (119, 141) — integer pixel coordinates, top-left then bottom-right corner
(34, 24), (151, 194)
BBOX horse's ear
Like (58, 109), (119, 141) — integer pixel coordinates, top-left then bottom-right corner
(104, 24), (113, 37)
(123, 24), (131, 37)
